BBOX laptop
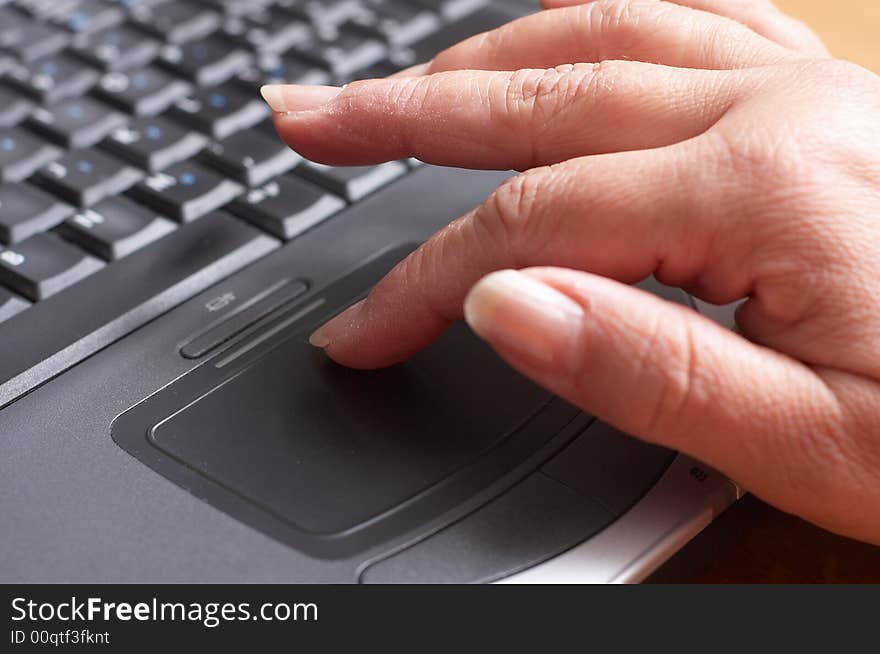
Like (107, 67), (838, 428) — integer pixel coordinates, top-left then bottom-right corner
(0, 0), (741, 583)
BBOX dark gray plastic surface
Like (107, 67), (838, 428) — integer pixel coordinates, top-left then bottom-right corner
(543, 421), (676, 516)
(360, 473), (613, 584)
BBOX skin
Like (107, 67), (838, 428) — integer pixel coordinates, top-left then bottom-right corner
(260, 0), (880, 545)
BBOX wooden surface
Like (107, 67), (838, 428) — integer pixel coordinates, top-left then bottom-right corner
(776, 0), (880, 70)
(685, 497), (880, 583)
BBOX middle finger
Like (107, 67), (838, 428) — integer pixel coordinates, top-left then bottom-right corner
(265, 61), (747, 170)
(426, 0), (801, 74)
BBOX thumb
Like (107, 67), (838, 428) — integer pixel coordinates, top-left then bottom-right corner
(462, 267), (842, 506)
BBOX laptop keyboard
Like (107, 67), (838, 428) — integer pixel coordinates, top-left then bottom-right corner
(0, 0), (522, 406)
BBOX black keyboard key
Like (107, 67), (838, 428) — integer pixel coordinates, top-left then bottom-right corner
(170, 82), (269, 139)
(223, 6), (310, 55)
(280, 0), (364, 29)
(200, 128), (300, 187)
(0, 6), (31, 41)
(28, 96), (127, 148)
(73, 23), (161, 71)
(95, 66), (192, 116)
(348, 0), (441, 47)
(289, 24), (386, 81)
(34, 149), (143, 207)
(0, 183), (73, 244)
(157, 34), (251, 86)
(13, 0), (75, 20)
(131, 0), (220, 44)
(412, 0), (488, 21)
(59, 195), (175, 260)
(350, 55), (409, 80)
(398, 4), (512, 67)
(0, 85), (34, 128)
(0, 6), (29, 31)
(0, 8), (69, 60)
(104, 115), (207, 172)
(295, 160), (407, 201)
(235, 52), (330, 90)
(130, 161), (242, 221)
(0, 232), (103, 300)
(204, 0), (274, 16)
(0, 287), (30, 324)
(105, 0), (165, 10)
(6, 53), (100, 103)
(229, 174), (344, 240)
(0, 127), (62, 183)
(52, 0), (124, 35)
(0, 212), (277, 407)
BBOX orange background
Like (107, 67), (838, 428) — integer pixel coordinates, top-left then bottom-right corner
(777, 0), (880, 71)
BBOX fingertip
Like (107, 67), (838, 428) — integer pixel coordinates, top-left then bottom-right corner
(308, 328), (330, 349)
(259, 84), (343, 114)
(308, 302), (361, 350)
(259, 84), (285, 112)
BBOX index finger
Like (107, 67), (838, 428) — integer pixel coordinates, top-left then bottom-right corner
(310, 142), (744, 368)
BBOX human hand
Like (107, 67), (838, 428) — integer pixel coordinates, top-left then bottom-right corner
(261, 0), (880, 544)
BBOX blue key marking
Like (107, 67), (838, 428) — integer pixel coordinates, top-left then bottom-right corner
(1, 137), (14, 152)
(132, 73), (148, 89)
(179, 172), (196, 186)
(40, 62), (58, 77)
(76, 160), (93, 175)
(145, 125), (162, 140)
(104, 31), (121, 45)
(208, 93), (226, 109)
(68, 105), (83, 119)
(69, 11), (91, 32)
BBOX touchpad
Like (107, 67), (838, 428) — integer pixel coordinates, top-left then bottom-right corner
(113, 246), (581, 557)
(150, 321), (553, 535)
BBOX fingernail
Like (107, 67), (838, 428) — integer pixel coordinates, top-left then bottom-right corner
(307, 301), (360, 349)
(464, 270), (584, 367)
(260, 84), (343, 113)
(309, 328), (330, 348)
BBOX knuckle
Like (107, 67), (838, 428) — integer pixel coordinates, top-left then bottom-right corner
(383, 75), (432, 113)
(708, 127), (847, 278)
(494, 66), (584, 128)
(578, 0), (671, 55)
(586, 0), (652, 37)
(492, 62), (628, 144)
(363, 75), (437, 150)
(636, 311), (705, 440)
(707, 126), (806, 195)
(578, 60), (628, 97)
(476, 169), (553, 261)
(808, 58), (875, 90)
